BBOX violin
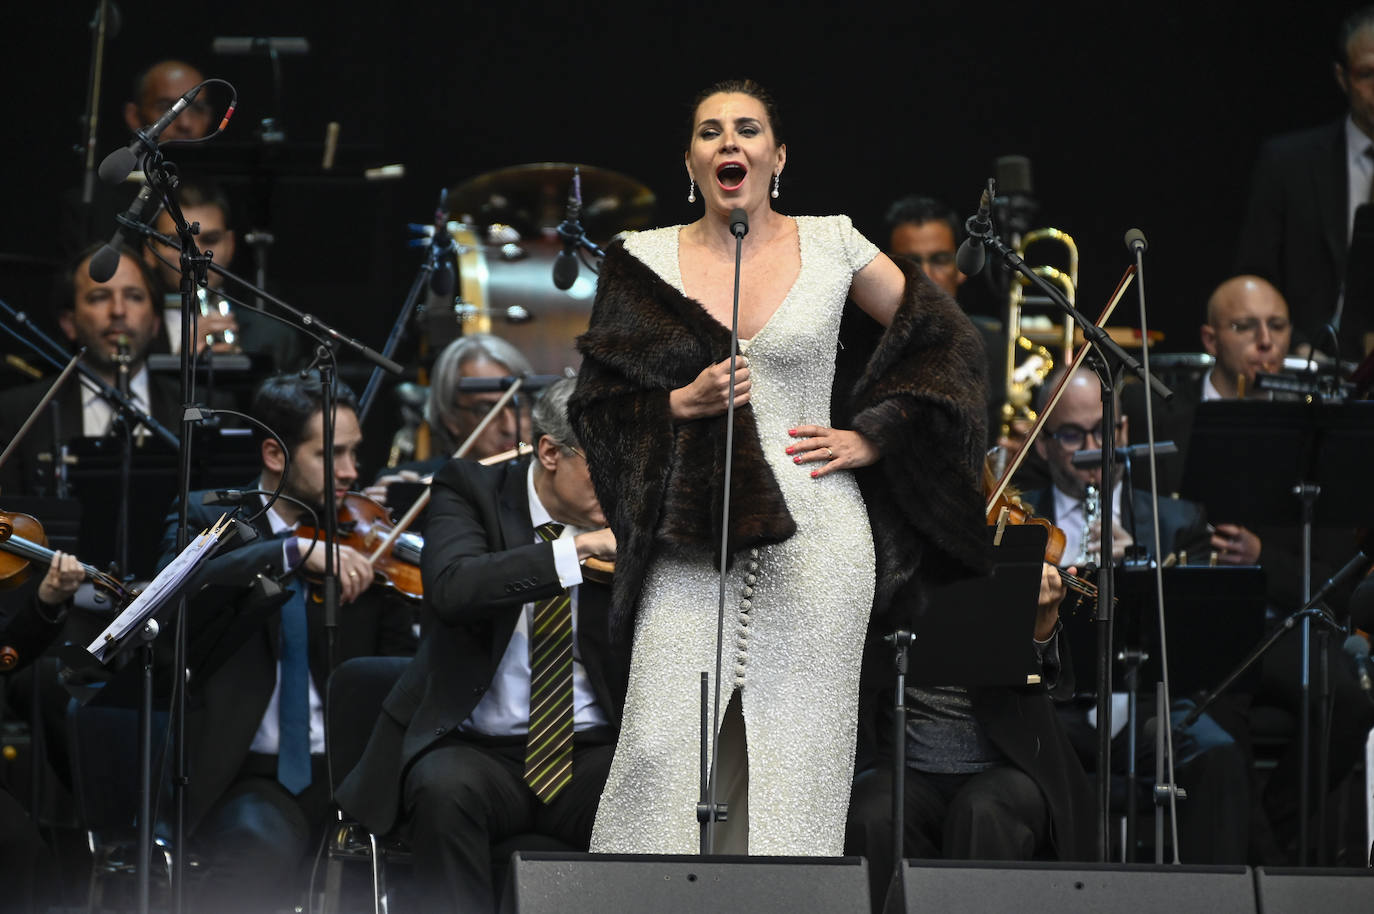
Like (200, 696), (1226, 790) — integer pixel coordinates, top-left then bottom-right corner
(0, 509), (133, 605)
(982, 466), (1100, 607)
(294, 493), (423, 602)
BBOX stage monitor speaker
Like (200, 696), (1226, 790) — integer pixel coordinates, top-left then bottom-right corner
(894, 860), (1256, 914)
(1253, 866), (1374, 913)
(499, 852), (870, 914)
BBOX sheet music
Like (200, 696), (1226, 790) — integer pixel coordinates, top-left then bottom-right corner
(85, 514), (233, 662)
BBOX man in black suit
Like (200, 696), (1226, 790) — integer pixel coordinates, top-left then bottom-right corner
(1234, 6), (1374, 358)
(0, 243), (175, 498)
(1021, 366), (1253, 864)
(155, 373), (415, 913)
(336, 377), (626, 913)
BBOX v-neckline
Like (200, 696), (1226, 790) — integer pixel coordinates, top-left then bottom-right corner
(674, 216), (803, 342)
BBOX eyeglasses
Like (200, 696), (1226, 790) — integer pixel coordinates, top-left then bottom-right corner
(562, 445), (587, 461)
(1046, 421), (1123, 450)
(1225, 317), (1290, 338)
(901, 251), (956, 269)
(454, 400), (516, 420)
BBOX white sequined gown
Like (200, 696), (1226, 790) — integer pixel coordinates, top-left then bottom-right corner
(590, 215), (879, 855)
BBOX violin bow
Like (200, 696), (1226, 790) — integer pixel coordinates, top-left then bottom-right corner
(0, 351), (83, 476)
(985, 264), (1137, 514)
(365, 376), (528, 564)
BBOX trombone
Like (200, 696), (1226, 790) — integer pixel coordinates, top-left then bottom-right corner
(1000, 227), (1078, 440)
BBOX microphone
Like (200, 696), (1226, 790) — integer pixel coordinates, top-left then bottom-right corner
(202, 489), (252, 506)
(98, 83), (204, 185)
(1343, 633), (1373, 696)
(1125, 228), (1148, 255)
(428, 189), (455, 298)
(89, 183), (157, 282)
(730, 207), (749, 239)
(955, 185), (991, 275)
(553, 169), (584, 291)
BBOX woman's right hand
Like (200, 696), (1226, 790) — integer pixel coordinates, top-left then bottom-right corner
(669, 356), (750, 421)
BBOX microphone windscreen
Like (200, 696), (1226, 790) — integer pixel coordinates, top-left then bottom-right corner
(730, 208), (749, 238)
(552, 252), (579, 291)
(1343, 632), (1370, 661)
(430, 265), (454, 298)
(994, 155), (1033, 195)
(97, 146), (138, 186)
(1124, 228), (1148, 253)
(955, 239), (986, 276)
(87, 245), (123, 283)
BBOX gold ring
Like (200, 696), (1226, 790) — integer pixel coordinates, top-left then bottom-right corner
(825, 447), (834, 458)
(349, 570), (359, 578)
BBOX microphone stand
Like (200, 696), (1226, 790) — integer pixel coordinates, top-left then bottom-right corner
(965, 193), (1173, 863)
(79, 1), (117, 226)
(0, 302), (179, 451)
(700, 209), (748, 854)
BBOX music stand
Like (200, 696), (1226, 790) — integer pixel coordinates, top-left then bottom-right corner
(881, 524), (1048, 901)
(1177, 399), (1374, 864)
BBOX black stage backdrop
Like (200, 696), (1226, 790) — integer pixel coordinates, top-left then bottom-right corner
(0, 1), (1353, 458)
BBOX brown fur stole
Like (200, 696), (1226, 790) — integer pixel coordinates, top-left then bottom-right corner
(570, 239), (989, 639)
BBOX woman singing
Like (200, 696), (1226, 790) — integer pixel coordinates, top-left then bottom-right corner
(570, 79), (988, 854)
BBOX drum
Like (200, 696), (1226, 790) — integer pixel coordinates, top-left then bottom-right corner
(421, 163), (656, 374)
(423, 225), (596, 374)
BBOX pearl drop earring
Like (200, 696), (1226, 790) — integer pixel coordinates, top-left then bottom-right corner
(771, 173), (781, 199)
(687, 178), (696, 203)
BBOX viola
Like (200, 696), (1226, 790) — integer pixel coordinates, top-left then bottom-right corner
(0, 509), (133, 605)
(294, 493), (423, 602)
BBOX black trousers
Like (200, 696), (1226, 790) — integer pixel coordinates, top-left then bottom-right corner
(845, 762), (1048, 914)
(403, 728), (614, 914)
(191, 753), (333, 914)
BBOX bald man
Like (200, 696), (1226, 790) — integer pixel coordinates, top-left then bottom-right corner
(1121, 275), (1294, 499)
(124, 59), (212, 141)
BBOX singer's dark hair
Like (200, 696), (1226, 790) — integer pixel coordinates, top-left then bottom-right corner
(883, 195), (963, 247)
(251, 372), (359, 455)
(687, 79), (784, 146)
(55, 241), (163, 315)
(1337, 6), (1374, 68)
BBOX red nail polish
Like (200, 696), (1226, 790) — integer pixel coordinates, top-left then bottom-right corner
(785, 446), (794, 454)
(810, 469), (818, 478)
(793, 455), (801, 464)
(788, 428), (797, 435)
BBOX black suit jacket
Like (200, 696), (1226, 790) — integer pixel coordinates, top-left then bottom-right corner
(0, 371), (182, 496)
(155, 489), (417, 832)
(335, 456), (629, 836)
(1234, 119), (1349, 350)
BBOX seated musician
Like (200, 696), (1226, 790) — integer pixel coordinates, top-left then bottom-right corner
(1023, 365), (1252, 863)
(845, 537), (1094, 914)
(1124, 276), (1374, 862)
(154, 372), (416, 914)
(0, 551), (83, 913)
(365, 333), (535, 506)
(0, 243), (174, 497)
(336, 377), (626, 914)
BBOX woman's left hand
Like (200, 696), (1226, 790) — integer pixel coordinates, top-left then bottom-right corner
(37, 551), (84, 607)
(786, 426), (879, 479)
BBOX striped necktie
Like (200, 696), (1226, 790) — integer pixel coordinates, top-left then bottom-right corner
(525, 521), (573, 803)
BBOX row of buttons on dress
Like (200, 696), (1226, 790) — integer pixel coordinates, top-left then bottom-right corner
(734, 548), (761, 688)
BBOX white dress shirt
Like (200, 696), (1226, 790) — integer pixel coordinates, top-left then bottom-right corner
(461, 463), (609, 736)
(80, 366), (151, 437)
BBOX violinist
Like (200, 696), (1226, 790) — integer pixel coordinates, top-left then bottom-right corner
(154, 372), (415, 914)
(845, 506), (1094, 914)
(1022, 365), (1252, 864)
(0, 550), (84, 913)
(336, 377), (625, 914)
